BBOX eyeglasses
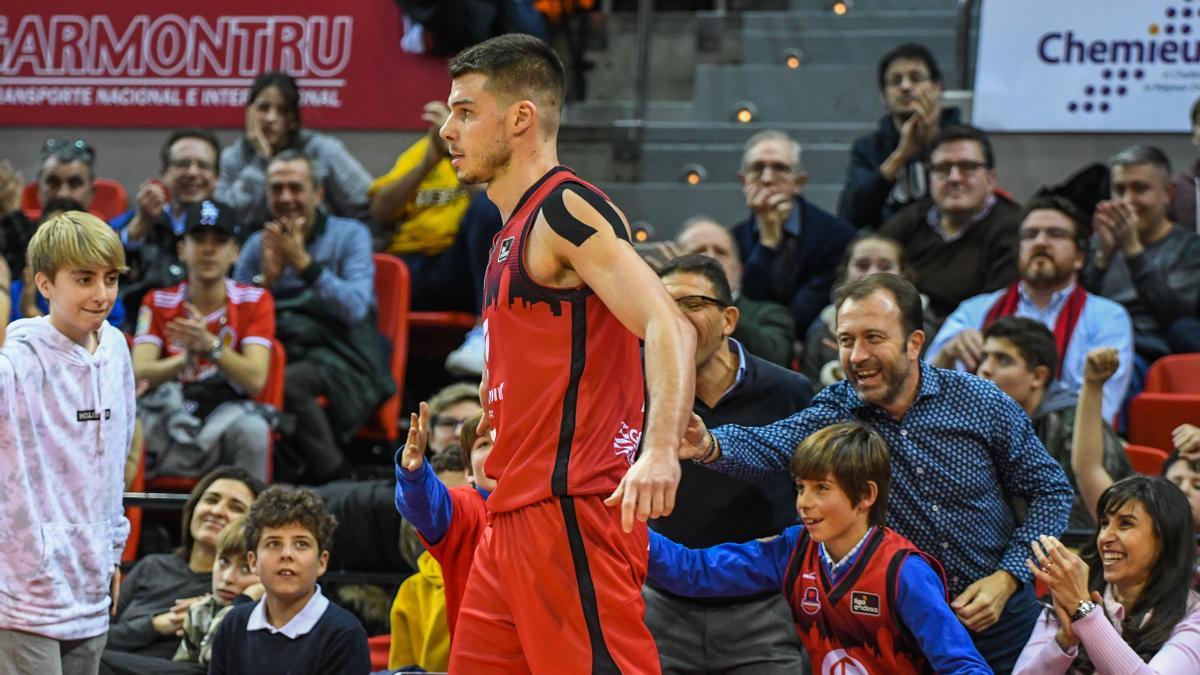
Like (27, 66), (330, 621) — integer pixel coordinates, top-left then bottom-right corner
(168, 158), (217, 172)
(743, 161), (797, 178)
(41, 138), (95, 166)
(929, 160), (988, 179)
(674, 295), (729, 312)
(433, 416), (467, 429)
(1019, 226), (1075, 241)
(884, 72), (931, 88)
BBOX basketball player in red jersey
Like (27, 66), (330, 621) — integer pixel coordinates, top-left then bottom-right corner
(438, 34), (696, 673)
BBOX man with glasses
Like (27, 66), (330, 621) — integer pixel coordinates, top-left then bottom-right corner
(878, 124), (1021, 325)
(840, 43), (961, 230)
(647, 254), (812, 673)
(731, 130), (855, 335)
(928, 195), (1134, 420)
(110, 129), (224, 326)
(0, 139), (97, 285)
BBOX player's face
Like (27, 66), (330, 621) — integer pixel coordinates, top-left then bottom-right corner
(662, 271), (735, 369)
(189, 479), (255, 553)
(467, 434), (497, 493)
(676, 221), (741, 293)
(976, 337), (1044, 413)
(1165, 460), (1200, 528)
(795, 473), (871, 556)
(844, 239), (903, 284)
(163, 138), (218, 206)
(39, 157), (94, 209)
(181, 230), (239, 285)
(36, 264), (119, 346)
(929, 139), (995, 219)
(1110, 162), (1173, 235)
(835, 290), (922, 412)
(249, 522), (328, 604)
(1018, 209), (1082, 289)
(212, 552), (260, 606)
(442, 73), (513, 185)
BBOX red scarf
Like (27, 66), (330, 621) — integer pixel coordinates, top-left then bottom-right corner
(983, 281), (1088, 377)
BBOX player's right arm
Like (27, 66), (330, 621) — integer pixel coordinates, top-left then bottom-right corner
(647, 527), (797, 598)
(393, 402), (454, 545)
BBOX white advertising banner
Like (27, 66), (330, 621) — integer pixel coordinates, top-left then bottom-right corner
(974, 0), (1198, 132)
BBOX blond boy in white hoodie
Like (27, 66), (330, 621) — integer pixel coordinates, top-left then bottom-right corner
(0, 211), (134, 674)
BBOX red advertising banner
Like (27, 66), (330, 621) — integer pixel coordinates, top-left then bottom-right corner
(0, 0), (450, 130)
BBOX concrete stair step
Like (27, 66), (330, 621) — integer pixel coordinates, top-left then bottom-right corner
(632, 121), (875, 144)
(788, 0), (958, 10)
(741, 28), (955, 68)
(743, 9), (957, 32)
(691, 64), (878, 123)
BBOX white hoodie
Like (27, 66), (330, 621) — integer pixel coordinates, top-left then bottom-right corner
(0, 317), (133, 640)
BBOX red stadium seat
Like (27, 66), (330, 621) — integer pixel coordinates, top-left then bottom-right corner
(1125, 444), (1170, 475)
(1128, 393), (1200, 454)
(123, 430), (146, 564)
(355, 253), (411, 444)
(1144, 354), (1200, 394)
(408, 311), (477, 359)
(21, 178), (129, 221)
(368, 634), (391, 671)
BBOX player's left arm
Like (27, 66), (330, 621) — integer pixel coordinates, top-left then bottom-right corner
(535, 186), (697, 532)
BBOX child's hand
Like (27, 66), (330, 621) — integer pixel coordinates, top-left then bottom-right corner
(400, 402), (430, 472)
(152, 606), (188, 636)
(1083, 348), (1119, 385)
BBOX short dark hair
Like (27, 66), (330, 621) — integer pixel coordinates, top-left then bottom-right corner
(877, 43), (942, 91)
(982, 317), (1059, 384)
(178, 466), (265, 560)
(247, 71), (302, 148)
(658, 253), (734, 306)
(1108, 144), (1172, 178)
(267, 149), (319, 187)
(1163, 450), (1200, 476)
(1022, 194), (1089, 252)
(448, 34), (566, 132)
(834, 274), (924, 338)
(160, 129), (221, 174)
(930, 125), (995, 169)
(246, 485), (338, 553)
(791, 422), (892, 527)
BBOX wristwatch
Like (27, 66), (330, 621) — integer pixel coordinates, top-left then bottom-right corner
(207, 335), (224, 362)
(1071, 599), (1099, 622)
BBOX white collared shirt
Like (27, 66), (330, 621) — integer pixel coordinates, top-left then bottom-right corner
(246, 584), (330, 639)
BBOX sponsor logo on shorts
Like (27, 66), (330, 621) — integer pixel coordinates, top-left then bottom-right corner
(800, 586), (821, 615)
(850, 591), (880, 616)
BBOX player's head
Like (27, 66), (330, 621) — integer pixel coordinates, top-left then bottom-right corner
(27, 211), (126, 344)
(459, 410), (496, 493)
(211, 517), (259, 606)
(791, 422), (891, 530)
(246, 485), (337, 604)
(442, 34), (566, 184)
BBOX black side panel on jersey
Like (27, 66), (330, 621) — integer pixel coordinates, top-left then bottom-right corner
(540, 184), (630, 247)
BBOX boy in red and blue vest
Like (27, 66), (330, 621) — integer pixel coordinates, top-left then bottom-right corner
(648, 422), (990, 674)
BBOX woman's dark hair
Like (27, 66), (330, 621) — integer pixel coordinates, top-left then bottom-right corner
(247, 71), (302, 151)
(177, 466), (266, 560)
(1074, 475), (1196, 672)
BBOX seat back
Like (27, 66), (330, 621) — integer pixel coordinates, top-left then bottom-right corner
(1125, 443), (1170, 475)
(359, 253), (410, 443)
(1144, 354), (1200, 394)
(21, 178), (129, 221)
(1128, 393), (1200, 453)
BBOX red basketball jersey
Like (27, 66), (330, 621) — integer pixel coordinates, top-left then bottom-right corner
(783, 527), (945, 675)
(480, 166), (646, 513)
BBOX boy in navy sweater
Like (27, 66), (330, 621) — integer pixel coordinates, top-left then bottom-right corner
(650, 422), (990, 674)
(208, 485), (369, 674)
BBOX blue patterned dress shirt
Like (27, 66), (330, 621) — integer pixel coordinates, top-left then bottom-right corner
(710, 361), (1073, 597)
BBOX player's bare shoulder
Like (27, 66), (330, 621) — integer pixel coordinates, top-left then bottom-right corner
(528, 183), (632, 285)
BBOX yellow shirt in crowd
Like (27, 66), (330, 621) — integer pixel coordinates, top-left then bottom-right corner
(369, 137), (470, 257)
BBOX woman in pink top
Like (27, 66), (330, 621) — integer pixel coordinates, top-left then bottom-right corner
(1014, 476), (1200, 674)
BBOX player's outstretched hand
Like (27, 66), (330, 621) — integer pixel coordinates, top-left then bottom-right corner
(400, 402), (430, 472)
(605, 447), (681, 533)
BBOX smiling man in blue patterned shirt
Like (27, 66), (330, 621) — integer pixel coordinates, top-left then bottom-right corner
(684, 274), (1073, 675)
